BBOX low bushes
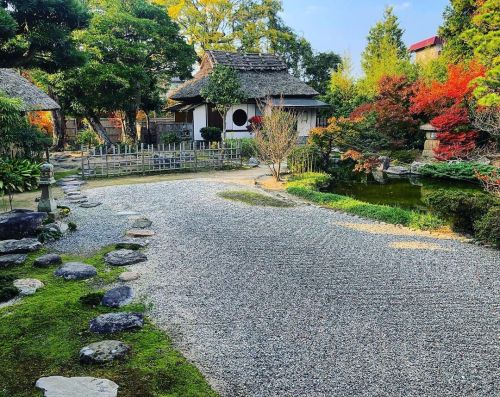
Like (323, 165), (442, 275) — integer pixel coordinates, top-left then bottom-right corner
(226, 138), (257, 158)
(287, 145), (322, 173)
(218, 190), (294, 207)
(287, 173), (444, 230)
(0, 274), (18, 303)
(200, 126), (222, 142)
(419, 161), (497, 182)
(424, 189), (499, 247)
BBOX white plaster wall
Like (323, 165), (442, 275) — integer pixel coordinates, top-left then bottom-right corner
(193, 104), (207, 141)
(225, 104), (257, 132)
(297, 110), (316, 136)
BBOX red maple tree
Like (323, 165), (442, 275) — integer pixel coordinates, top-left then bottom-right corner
(410, 62), (485, 160)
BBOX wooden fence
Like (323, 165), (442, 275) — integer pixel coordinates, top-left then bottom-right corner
(81, 142), (242, 178)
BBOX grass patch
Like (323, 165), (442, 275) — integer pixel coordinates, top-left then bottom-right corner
(218, 190), (294, 207)
(54, 168), (80, 181)
(0, 247), (218, 397)
(287, 173), (445, 230)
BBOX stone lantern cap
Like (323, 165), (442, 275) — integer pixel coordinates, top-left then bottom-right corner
(419, 123), (438, 131)
(39, 163), (55, 185)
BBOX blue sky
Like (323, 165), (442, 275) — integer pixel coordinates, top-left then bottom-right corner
(280, 0), (450, 75)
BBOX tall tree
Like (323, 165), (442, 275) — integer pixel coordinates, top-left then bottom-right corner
(303, 51), (341, 94)
(0, 0), (89, 71)
(56, 0), (195, 142)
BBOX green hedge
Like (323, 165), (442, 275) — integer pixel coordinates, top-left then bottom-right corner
(286, 173), (444, 230)
(419, 161), (497, 182)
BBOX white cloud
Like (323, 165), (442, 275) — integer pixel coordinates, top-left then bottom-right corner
(392, 1), (412, 10)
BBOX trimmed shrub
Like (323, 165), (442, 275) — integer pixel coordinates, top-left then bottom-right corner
(0, 275), (18, 303)
(423, 189), (497, 233)
(419, 162), (497, 182)
(474, 206), (500, 248)
(200, 127), (222, 142)
(287, 145), (322, 173)
(161, 132), (181, 145)
(226, 138), (257, 158)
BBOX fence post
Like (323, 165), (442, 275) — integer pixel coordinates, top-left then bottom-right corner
(194, 141), (198, 170)
(105, 148), (109, 178)
(80, 145), (85, 180)
(141, 143), (145, 175)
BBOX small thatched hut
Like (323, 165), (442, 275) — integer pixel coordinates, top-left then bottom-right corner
(0, 68), (59, 111)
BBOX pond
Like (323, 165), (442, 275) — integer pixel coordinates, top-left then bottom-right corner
(324, 172), (483, 211)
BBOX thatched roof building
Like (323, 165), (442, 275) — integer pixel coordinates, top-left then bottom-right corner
(0, 68), (60, 111)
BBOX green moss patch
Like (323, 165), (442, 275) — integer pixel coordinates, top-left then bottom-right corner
(287, 173), (445, 230)
(218, 190), (295, 207)
(0, 247), (217, 397)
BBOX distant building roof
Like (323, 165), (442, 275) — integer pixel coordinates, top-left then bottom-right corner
(409, 36), (443, 53)
(0, 68), (60, 111)
(170, 51), (318, 102)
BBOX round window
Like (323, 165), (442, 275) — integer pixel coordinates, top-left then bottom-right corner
(232, 109), (248, 127)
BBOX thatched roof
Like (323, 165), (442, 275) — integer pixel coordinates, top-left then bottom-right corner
(0, 69), (60, 111)
(170, 51), (318, 102)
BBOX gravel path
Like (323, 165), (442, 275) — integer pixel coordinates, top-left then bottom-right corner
(53, 178), (500, 397)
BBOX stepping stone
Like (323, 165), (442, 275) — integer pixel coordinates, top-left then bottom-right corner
(0, 253), (27, 268)
(115, 240), (148, 250)
(34, 253), (62, 268)
(131, 217), (152, 229)
(65, 191), (82, 197)
(59, 177), (78, 182)
(125, 229), (155, 238)
(59, 180), (85, 186)
(104, 249), (147, 266)
(79, 340), (130, 364)
(13, 278), (44, 295)
(0, 238), (41, 254)
(54, 262), (97, 280)
(67, 194), (87, 200)
(101, 286), (134, 308)
(119, 271), (140, 282)
(80, 202), (102, 208)
(89, 312), (143, 333)
(35, 376), (118, 397)
(69, 198), (88, 204)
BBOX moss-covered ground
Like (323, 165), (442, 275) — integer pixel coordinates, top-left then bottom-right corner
(218, 190), (295, 207)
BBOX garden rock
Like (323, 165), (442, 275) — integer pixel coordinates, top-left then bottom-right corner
(79, 340), (130, 364)
(377, 156), (391, 171)
(0, 238), (42, 254)
(89, 312), (144, 334)
(0, 210), (47, 240)
(105, 249), (147, 266)
(119, 271), (140, 282)
(131, 217), (152, 229)
(385, 166), (410, 175)
(410, 161), (425, 175)
(54, 262), (97, 280)
(126, 229), (155, 238)
(35, 376), (118, 397)
(80, 202), (102, 208)
(0, 254), (27, 268)
(34, 253), (62, 268)
(115, 240), (149, 250)
(247, 157), (260, 167)
(13, 278), (44, 295)
(101, 286), (134, 308)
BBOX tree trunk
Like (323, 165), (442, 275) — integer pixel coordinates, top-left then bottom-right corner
(145, 112), (151, 143)
(47, 86), (67, 151)
(86, 114), (112, 145)
(123, 110), (137, 142)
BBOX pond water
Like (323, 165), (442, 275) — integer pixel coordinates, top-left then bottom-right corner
(324, 172), (482, 211)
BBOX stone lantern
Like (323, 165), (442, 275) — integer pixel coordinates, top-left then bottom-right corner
(38, 163), (57, 213)
(420, 123), (440, 159)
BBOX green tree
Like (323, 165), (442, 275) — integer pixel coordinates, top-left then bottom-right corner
(0, 0), (89, 71)
(304, 51), (341, 95)
(200, 65), (245, 140)
(55, 0), (195, 142)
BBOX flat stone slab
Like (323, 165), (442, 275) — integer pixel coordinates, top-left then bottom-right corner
(104, 249), (147, 266)
(0, 253), (27, 268)
(131, 217), (152, 229)
(35, 376), (118, 397)
(115, 240), (148, 250)
(80, 202), (102, 208)
(0, 238), (41, 254)
(119, 271), (140, 282)
(13, 278), (44, 295)
(54, 262), (97, 280)
(385, 166), (410, 175)
(102, 285), (134, 308)
(67, 195), (87, 200)
(89, 312), (144, 334)
(125, 229), (155, 238)
(79, 340), (130, 364)
(65, 191), (82, 197)
(68, 198), (88, 204)
(34, 253), (62, 268)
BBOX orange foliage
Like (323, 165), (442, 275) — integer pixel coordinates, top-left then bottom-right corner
(28, 111), (54, 135)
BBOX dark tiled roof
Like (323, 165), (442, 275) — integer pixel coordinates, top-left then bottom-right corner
(171, 70), (318, 101)
(207, 50), (287, 71)
(0, 69), (60, 111)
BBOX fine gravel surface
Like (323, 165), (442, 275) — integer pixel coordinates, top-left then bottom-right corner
(53, 178), (500, 397)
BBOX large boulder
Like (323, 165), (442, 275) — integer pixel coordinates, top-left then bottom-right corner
(34, 253), (62, 268)
(104, 249), (147, 266)
(89, 312), (144, 334)
(0, 210), (47, 240)
(0, 238), (42, 254)
(13, 278), (44, 296)
(384, 166), (410, 175)
(54, 262), (97, 280)
(79, 340), (130, 364)
(101, 286), (134, 308)
(35, 376), (118, 397)
(0, 254), (27, 268)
